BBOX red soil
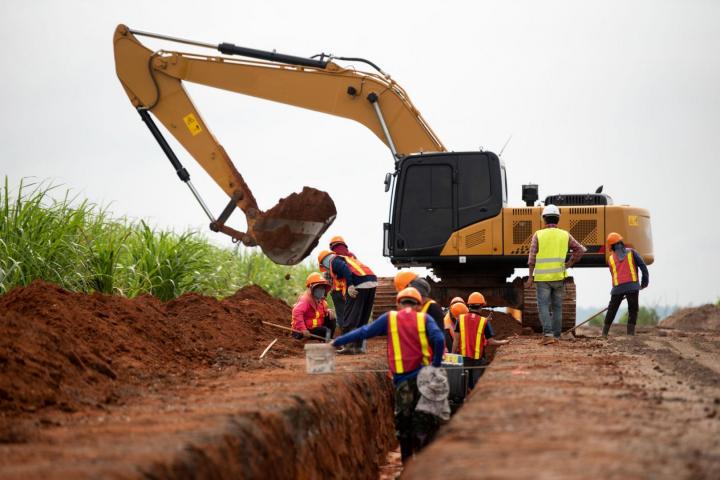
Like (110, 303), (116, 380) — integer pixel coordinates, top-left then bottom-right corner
(0, 281), (301, 417)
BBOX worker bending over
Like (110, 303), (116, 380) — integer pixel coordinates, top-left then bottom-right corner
(525, 204), (586, 344)
(333, 287), (447, 463)
(452, 292), (509, 390)
(393, 271), (444, 332)
(443, 297), (468, 351)
(291, 272), (336, 341)
(326, 235), (356, 329)
(318, 250), (377, 354)
(602, 232), (650, 337)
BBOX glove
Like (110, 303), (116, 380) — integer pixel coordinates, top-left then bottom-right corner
(347, 285), (359, 298)
(302, 329), (311, 338)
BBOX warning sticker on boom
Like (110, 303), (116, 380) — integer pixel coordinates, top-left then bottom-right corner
(183, 114), (203, 136)
(628, 215), (639, 227)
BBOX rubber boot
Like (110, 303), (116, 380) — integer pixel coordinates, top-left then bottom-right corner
(399, 437), (414, 463)
(602, 323), (611, 338)
(627, 323), (636, 336)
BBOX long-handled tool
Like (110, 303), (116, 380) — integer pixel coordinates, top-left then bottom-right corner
(561, 307), (609, 337)
(261, 321), (329, 342)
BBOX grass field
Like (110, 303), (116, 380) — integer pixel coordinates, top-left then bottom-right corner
(0, 177), (315, 303)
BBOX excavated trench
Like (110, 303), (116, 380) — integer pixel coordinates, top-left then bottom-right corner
(0, 281), (395, 479)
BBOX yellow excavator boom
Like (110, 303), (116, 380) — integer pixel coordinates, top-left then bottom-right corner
(112, 24), (444, 264)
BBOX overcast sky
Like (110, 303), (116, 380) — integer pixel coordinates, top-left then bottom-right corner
(1, 0), (719, 308)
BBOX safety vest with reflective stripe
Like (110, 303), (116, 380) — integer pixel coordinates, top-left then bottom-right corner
(534, 228), (569, 282)
(421, 300), (436, 314)
(329, 256), (375, 294)
(292, 292), (328, 330)
(608, 249), (638, 287)
(443, 313), (456, 341)
(458, 313), (488, 360)
(342, 256), (375, 277)
(387, 308), (432, 375)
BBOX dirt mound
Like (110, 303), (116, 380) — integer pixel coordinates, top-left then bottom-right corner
(481, 309), (523, 339)
(0, 281), (300, 416)
(659, 304), (720, 331)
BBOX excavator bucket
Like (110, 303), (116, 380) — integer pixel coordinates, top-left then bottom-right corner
(251, 187), (336, 265)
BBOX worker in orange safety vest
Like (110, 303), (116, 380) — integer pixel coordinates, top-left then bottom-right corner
(602, 232), (649, 337)
(452, 292), (509, 390)
(291, 272), (336, 341)
(332, 287), (446, 462)
(442, 297), (467, 351)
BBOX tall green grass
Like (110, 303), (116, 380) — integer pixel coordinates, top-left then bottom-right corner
(0, 177), (314, 303)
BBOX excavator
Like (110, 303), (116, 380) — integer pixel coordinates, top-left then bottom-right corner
(113, 25), (654, 330)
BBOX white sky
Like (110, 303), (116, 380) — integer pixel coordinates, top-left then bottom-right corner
(1, 0), (719, 308)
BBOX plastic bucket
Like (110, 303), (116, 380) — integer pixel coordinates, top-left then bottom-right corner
(304, 343), (335, 374)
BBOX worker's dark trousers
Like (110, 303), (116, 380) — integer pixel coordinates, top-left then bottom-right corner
(291, 316), (337, 340)
(395, 376), (441, 463)
(603, 291), (639, 326)
(343, 287), (376, 349)
(463, 356), (488, 391)
(330, 290), (347, 330)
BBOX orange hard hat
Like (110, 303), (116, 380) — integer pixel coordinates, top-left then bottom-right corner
(317, 250), (333, 265)
(450, 296), (465, 306)
(394, 270), (418, 292)
(450, 302), (469, 318)
(606, 232), (623, 246)
(467, 292), (486, 306)
(305, 272), (329, 288)
(396, 287), (422, 305)
(329, 235), (346, 247)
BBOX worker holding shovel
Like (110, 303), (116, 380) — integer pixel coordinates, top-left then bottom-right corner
(291, 272), (336, 341)
(601, 232), (650, 337)
(332, 287), (447, 463)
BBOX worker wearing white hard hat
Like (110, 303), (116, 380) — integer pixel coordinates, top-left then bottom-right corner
(525, 205), (587, 344)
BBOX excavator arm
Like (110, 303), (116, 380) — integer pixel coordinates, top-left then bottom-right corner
(113, 24), (445, 264)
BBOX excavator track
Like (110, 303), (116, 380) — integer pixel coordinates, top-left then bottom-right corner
(372, 277), (397, 320)
(522, 276), (576, 333)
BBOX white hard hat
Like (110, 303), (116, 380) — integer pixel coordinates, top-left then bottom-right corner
(542, 204), (560, 217)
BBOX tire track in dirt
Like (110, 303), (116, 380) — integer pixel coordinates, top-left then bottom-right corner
(404, 332), (720, 479)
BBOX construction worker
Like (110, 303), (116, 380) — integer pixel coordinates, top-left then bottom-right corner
(291, 272), (336, 341)
(452, 292), (509, 389)
(318, 249), (377, 354)
(525, 204), (586, 344)
(327, 235), (356, 331)
(332, 287), (446, 463)
(443, 297), (467, 350)
(602, 232), (650, 337)
(393, 271), (444, 332)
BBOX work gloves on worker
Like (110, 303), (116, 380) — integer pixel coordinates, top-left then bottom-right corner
(347, 285), (359, 298)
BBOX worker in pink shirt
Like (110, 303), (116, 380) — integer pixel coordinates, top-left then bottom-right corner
(291, 272), (336, 341)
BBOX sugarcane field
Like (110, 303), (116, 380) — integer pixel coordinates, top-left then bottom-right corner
(1, 2), (719, 479)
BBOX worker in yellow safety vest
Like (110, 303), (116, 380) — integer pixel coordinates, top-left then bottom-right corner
(525, 205), (586, 344)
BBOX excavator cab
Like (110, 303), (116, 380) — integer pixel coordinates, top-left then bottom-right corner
(385, 151), (506, 262)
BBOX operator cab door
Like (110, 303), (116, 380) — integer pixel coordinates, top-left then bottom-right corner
(392, 156), (457, 258)
(388, 152), (504, 262)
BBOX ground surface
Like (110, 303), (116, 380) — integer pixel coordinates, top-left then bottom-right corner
(404, 325), (720, 479)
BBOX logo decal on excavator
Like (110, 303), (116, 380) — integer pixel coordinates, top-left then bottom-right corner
(183, 113), (203, 136)
(628, 215), (639, 227)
